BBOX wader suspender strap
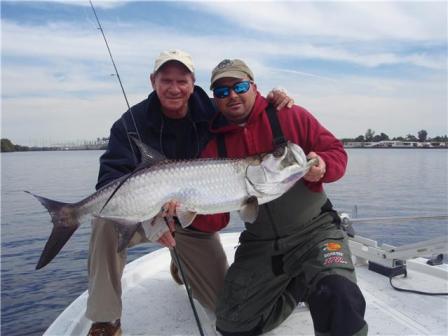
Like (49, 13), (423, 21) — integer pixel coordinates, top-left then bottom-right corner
(261, 104), (287, 250)
(217, 133), (227, 158)
(216, 104), (287, 158)
(265, 104), (287, 154)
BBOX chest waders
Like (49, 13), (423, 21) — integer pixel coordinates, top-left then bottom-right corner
(215, 105), (367, 336)
(218, 104), (333, 245)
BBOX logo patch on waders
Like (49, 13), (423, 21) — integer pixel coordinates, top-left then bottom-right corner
(323, 242), (342, 252)
(322, 242), (348, 266)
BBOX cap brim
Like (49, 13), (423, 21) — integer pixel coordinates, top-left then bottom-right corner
(210, 71), (248, 89)
(154, 59), (194, 73)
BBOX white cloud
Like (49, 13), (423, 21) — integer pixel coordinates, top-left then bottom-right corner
(2, 65), (116, 97)
(2, 20), (109, 62)
(280, 75), (448, 139)
(2, 91), (147, 146)
(2, 18), (445, 77)
(1, 1), (447, 145)
(2, 17), (446, 100)
(195, 1), (447, 42)
(303, 93), (447, 139)
(51, 0), (126, 9)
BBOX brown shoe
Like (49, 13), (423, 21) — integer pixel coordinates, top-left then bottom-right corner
(170, 259), (184, 285)
(87, 319), (122, 336)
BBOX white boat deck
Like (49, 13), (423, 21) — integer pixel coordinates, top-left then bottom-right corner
(44, 233), (448, 336)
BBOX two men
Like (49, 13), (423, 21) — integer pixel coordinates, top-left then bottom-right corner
(202, 59), (368, 335)
(86, 50), (291, 336)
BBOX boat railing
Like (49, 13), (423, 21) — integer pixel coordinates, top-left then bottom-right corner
(340, 213), (448, 277)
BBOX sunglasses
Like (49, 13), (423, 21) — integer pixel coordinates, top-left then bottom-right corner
(213, 80), (252, 99)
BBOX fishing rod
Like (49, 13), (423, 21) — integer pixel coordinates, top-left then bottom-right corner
(89, 0), (140, 164)
(338, 212), (448, 238)
(340, 213), (448, 224)
(88, 1), (205, 335)
(171, 244), (205, 336)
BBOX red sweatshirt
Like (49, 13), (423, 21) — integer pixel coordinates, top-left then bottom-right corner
(190, 93), (347, 233)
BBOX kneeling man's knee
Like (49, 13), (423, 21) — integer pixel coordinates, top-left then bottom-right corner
(308, 274), (367, 336)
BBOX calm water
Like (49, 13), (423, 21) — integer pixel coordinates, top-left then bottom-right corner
(1, 149), (447, 335)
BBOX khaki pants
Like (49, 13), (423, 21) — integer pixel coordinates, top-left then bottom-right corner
(85, 217), (228, 322)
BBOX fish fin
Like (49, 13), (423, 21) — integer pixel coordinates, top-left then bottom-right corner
(99, 174), (134, 214)
(98, 166), (146, 214)
(238, 196), (259, 223)
(176, 207), (197, 228)
(99, 138), (166, 214)
(25, 191), (80, 269)
(141, 216), (169, 242)
(116, 221), (142, 253)
(130, 135), (166, 167)
(96, 216), (142, 253)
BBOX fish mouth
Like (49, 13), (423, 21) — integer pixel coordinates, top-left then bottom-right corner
(282, 170), (304, 184)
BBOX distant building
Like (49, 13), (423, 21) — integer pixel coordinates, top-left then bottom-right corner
(55, 137), (109, 150)
(344, 141), (447, 148)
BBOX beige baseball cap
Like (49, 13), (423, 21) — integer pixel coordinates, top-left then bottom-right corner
(210, 59), (254, 89)
(153, 49), (195, 73)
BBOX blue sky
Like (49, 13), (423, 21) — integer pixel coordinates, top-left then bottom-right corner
(2, 0), (447, 146)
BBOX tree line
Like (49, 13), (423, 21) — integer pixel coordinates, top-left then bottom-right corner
(1, 138), (109, 152)
(1, 138), (59, 152)
(1, 138), (30, 152)
(341, 129), (448, 143)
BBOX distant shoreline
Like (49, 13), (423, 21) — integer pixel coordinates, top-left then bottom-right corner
(2, 139), (447, 153)
(1, 138), (108, 153)
(344, 146), (447, 149)
(0, 147), (106, 153)
(343, 140), (447, 149)
(2, 146), (447, 153)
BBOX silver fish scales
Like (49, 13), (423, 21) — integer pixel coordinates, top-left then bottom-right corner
(27, 142), (315, 269)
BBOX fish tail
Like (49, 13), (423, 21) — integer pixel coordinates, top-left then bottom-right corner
(25, 191), (80, 269)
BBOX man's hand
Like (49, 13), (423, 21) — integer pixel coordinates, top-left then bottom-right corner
(156, 200), (179, 248)
(304, 152), (326, 182)
(157, 231), (176, 248)
(161, 199), (179, 232)
(266, 88), (294, 110)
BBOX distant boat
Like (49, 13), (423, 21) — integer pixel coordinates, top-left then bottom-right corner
(44, 215), (448, 335)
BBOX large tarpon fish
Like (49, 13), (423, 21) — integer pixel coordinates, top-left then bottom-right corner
(27, 141), (316, 269)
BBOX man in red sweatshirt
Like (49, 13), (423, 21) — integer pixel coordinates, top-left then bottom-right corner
(202, 59), (368, 336)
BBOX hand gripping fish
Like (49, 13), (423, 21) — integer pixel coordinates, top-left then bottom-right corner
(26, 141), (317, 269)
